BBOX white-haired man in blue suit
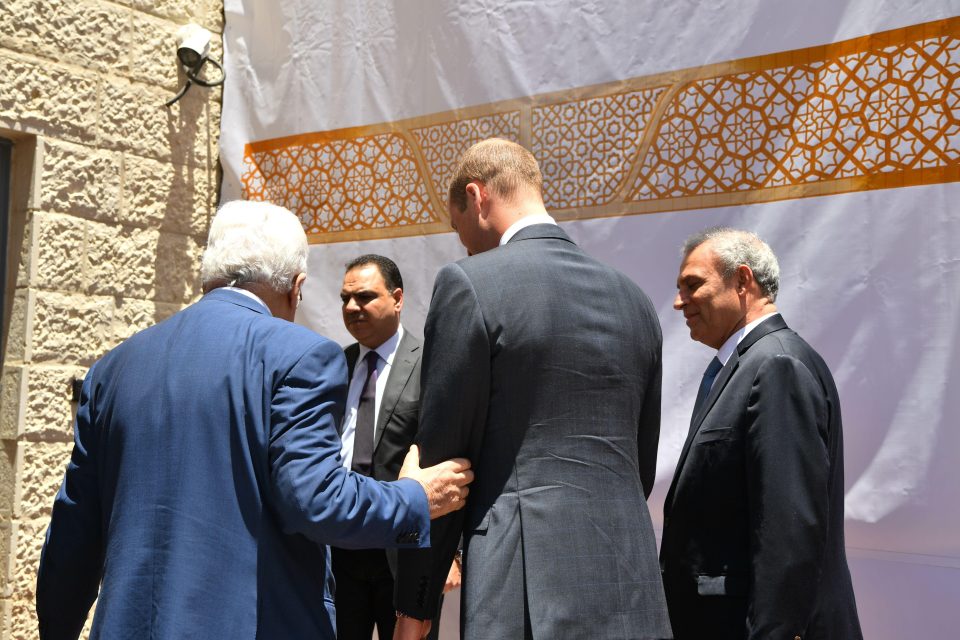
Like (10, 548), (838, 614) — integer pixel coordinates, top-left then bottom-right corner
(36, 200), (473, 640)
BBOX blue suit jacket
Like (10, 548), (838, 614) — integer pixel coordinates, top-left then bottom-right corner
(36, 288), (430, 640)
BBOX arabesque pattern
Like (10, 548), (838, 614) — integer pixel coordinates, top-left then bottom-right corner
(241, 18), (960, 243)
(630, 33), (960, 201)
(411, 112), (522, 208)
(534, 88), (666, 209)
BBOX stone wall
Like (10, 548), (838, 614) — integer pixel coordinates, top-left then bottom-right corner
(0, 1), (223, 637)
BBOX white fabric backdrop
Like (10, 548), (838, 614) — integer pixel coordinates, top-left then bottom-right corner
(222, 2), (960, 637)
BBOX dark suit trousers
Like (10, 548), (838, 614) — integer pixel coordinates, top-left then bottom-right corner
(331, 547), (441, 640)
(331, 548), (396, 640)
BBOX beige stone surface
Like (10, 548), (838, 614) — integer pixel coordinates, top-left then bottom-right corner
(130, 12), (182, 93)
(27, 291), (113, 364)
(122, 153), (212, 236)
(0, 367), (26, 441)
(6, 518), (48, 639)
(154, 232), (203, 304)
(0, 1), (131, 74)
(114, 0), (224, 31)
(21, 366), (87, 442)
(0, 54), (98, 145)
(86, 221), (159, 298)
(3, 291), (29, 364)
(98, 77), (213, 166)
(25, 212), (86, 293)
(38, 140), (121, 222)
(0, 442), (14, 521)
(16, 442), (71, 520)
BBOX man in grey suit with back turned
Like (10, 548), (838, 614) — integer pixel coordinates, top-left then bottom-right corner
(394, 138), (672, 640)
(333, 254), (451, 640)
(660, 228), (862, 639)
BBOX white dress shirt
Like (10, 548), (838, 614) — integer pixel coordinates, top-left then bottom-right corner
(339, 325), (404, 469)
(499, 214), (558, 245)
(716, 311), (780, 367)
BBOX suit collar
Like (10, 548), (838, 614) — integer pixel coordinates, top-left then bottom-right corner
(736, 313), (788, 355)
(506, 223), (575, 245)
(202, 287), (271, 315)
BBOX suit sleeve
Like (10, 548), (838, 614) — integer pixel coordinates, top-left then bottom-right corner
(395, 262), (490, 619)
(36, 368), (104, 640)
(637, 324), (662, 498)
(745, 354), (830, 639)
(268, 338), (430, 549)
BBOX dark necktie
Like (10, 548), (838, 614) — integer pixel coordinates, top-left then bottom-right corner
(352, 350), (380, 476)
(689, 356), (723, 437)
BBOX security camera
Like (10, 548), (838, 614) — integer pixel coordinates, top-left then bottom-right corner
(166, 22), (224, 107)
(176, 23), (211, 71)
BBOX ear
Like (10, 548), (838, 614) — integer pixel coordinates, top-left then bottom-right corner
(736, 264), (753, 294)
(392, 286), (404, 312)
(290, 272), (307, 309)
(465, 182), (482, 208)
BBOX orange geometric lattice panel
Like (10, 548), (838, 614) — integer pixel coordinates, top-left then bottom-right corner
(241, 18), (960, 243)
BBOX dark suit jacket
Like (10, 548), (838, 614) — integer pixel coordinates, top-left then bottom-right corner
(660, 315), (862, 640)
(36, 288), (430, 640)
(396, 224), (672, 639)
(343, 330), (422, 484)
(341, 329), (422, 574)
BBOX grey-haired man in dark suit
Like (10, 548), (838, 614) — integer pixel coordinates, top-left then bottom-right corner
(660, 227), (862, 639)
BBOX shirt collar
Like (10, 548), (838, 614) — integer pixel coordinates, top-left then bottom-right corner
(222, 286), (272, 315)
(357, 324), (404, 367)
(716, 312), (779, 365)
(499, 214), (558, 246)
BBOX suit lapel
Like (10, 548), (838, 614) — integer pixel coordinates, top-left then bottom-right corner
(664, 315), (789, 512)
(339, 343), (361, 436)
(373, 332), (420, 451)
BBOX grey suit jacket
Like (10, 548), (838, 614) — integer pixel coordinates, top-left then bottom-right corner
(396, 224), (672, 639)
(660, 315), (862, 640)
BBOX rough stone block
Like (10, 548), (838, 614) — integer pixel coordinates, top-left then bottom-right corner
(0, 521), (11, 597)
(129, 12), (180, 92)
(0, 367), (26, 440)
(0, 441), (14, 520)
(98, 78), (211, 166)
(21, 366), (86, 442)
(0, 54), (98, 145)
(86, 221), (159, 299)
(3, 291), (28, 364)
(7, 519), (45, 599)
(154, 232), (203, 304)
(16, 441), (71, 520)
(28, 291), (113, 365)
(24, 212), (85, 293)
(122, 154), (212, 235)
(0, 1), (130, 74)
(38, 139), (121, 222)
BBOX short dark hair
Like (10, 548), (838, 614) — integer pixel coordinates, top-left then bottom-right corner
(345, 254), (403, 291)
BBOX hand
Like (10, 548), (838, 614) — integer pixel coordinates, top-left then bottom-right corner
(399, 445), (473, 519)
(393, 615), (431, 640)
(443, 557), (462, 593)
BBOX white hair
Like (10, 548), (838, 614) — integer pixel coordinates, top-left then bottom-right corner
(200, 200), (308, 293)
(682, 227), (780, 302)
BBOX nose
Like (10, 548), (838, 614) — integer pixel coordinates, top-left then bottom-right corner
(344, 297), (361, 313)
(673, 291), (684, 311)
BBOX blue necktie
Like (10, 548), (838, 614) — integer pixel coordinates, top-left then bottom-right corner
(352, 351), (380, 476)
(689, 356), (723, 436)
